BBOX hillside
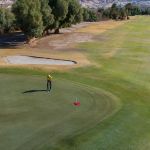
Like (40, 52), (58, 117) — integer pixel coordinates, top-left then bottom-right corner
(79, 0), (150, 8)
(0, 0), (14, 8)
(0, 0), (150, 9)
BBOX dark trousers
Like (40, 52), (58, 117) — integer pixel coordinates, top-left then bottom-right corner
(47, 80), (52, 91)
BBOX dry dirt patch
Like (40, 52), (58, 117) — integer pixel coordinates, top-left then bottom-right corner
(35, 20), (125, 51)
(0, 20), (126, 70)
(77, 20), (125, 34)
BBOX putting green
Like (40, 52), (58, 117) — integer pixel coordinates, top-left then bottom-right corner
(0, 74), (120, 150)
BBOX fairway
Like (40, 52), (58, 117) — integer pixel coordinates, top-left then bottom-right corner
(0, 16), (150, 150)
(0, 74), (119, 150)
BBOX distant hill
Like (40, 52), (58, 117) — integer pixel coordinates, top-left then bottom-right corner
(0, 0), (15, 8)
(0, 0), (149, 9)
(79, 0), (150, 8)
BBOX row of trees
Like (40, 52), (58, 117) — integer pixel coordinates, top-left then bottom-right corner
(0, 0), (149, 39)
(12, 0), (83, 39)
(82, 3), (150, 22)
(82, 4), (130, 22)
(109, 3), (150, 19)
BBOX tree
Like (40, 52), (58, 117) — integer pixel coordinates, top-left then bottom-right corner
(103, 8), (111, 19)
(49, 0), (82, 33)
(110, 4), (119, 20)
(119, 7), (127, 20)
(83, 8), (97, 22)
(88, 10), (97, 22)
(97, 8), (105, 20)
(62, 0), (83, 27)
(142, 8), (150, 15)
(74, 7), (83, 23)
(12, 0), (44, 39)
(83, 8), (90, 21)
(125, 3), (132, 16)
(131, 6), (141, 16)
(49, 0), (68, 33)
(41, 0), (54, 35)
(125, 3), (141, 17)
(0, 8), (15, 34)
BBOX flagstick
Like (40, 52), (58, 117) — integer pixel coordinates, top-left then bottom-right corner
(76, 97), (78, 111)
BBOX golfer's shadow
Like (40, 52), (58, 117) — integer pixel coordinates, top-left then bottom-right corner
(23, 89), (47, 94)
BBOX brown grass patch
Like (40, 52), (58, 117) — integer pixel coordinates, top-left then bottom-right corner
(77, 20), (125, 34)
(0, 48), (90, 71)
(0, 19), (127, 71)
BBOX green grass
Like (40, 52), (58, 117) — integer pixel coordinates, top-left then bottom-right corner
(0, 16), (150, 150)
(0, 74), (119, 150)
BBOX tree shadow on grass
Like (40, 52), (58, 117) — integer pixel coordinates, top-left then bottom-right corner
(0, 32), (27, 48)
(23, 89), (47, 94)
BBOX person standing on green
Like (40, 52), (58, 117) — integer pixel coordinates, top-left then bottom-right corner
(47, 74), (52, 92)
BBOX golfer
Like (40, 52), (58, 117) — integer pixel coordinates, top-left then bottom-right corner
(47, 74), (52, 92)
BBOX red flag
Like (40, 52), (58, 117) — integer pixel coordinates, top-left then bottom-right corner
(73, 101), (80, 106)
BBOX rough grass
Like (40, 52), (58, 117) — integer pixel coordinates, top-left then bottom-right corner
(76, 20), (125, 34)
(0, 16), (150, 150)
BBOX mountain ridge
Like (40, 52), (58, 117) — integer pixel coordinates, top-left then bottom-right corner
(0, 0), (150, 9)
(79, 0), (150, 8)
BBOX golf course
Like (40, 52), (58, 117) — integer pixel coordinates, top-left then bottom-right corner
(0, 16), (150, 150)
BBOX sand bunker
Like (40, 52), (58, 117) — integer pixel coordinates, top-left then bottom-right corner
(4, 55), (76, 65)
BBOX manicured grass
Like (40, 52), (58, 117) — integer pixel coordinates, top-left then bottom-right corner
(54, 16), (150, 150)
(0, 16), (150, 150)
(0, 74), (118, 150)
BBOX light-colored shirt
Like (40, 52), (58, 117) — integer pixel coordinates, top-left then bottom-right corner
(47, 75), (52, 81)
